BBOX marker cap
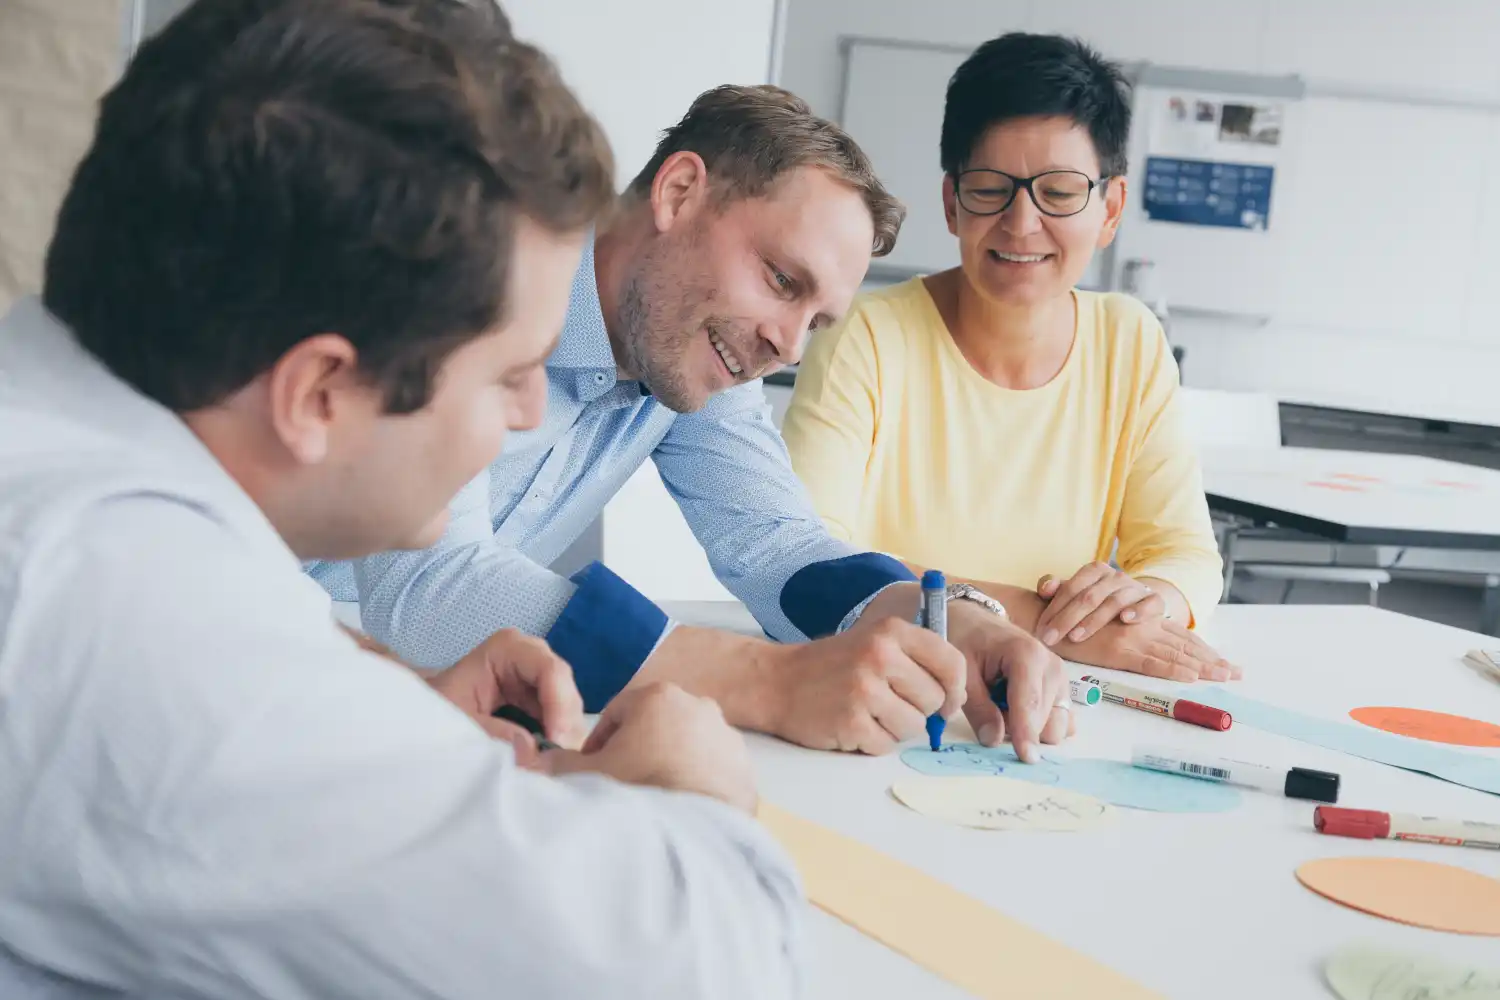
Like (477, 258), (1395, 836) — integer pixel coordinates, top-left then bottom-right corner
(921, 570), (946, 589)
(1069, 678), (1101, 706)
(1285, 766), (1341, 803)
(1172, 700), (1233, 731)
(1314, 806), (1388, 838)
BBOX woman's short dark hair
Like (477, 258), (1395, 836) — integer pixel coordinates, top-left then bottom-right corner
(940, 33), (1131, 179)
(44, 0), (615, 414)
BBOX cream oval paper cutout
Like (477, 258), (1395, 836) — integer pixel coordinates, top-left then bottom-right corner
(891, 775), (1116, 832)
(1297, 857), (1500, 936)
(1325, 942), (1500, 999)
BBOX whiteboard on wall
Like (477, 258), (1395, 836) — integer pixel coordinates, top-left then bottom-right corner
(838, 40), (960, 278)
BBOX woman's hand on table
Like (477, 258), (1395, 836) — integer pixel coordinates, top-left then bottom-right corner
(1061, 618), (1240, 682)
(1034, 562), (1166, 646)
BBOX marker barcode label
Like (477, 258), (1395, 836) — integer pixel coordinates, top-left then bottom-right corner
(1178, 762), (1230, 780)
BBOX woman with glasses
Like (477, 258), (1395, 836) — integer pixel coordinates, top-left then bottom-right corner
(782, 33), (1232, 679)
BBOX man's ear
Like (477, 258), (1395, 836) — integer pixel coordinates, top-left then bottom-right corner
(264, 333), (371, 464)
(649, 150), (711, 234)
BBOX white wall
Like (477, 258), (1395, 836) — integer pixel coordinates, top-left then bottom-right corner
(507, 0), (783, 601)
(783, 0), (1500, 144)
(781, 0), (1500, 425)
(507, 0), (781, 184)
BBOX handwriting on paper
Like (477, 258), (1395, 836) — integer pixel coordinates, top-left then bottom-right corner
(890, 775), (1116, 832)
(974, 795), (1111, 828)
(1368, 962), (1500, 1000)
(1326, 945), (1500, 1000)
(899, 743), (1062, 781)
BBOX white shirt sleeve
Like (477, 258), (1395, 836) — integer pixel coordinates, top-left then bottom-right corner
(0, 496), (805, 1000)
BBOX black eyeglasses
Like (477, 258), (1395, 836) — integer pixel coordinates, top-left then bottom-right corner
(955, 169), (1110, 218)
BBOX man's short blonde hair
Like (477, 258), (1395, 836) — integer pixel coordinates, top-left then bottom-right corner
(629, 84), (905, 257)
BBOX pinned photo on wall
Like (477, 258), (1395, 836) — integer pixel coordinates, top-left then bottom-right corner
(1219, 102), (1283, 146)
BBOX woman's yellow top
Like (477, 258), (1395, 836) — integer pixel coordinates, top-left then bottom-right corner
(781, 277), (1223, 623)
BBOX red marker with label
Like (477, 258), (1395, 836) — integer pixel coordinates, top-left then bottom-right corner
(1314, 806), (1500, 851)
(1080, 675), (1231, 731)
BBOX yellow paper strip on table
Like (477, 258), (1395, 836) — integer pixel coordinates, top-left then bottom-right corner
(758, 802), (1163, 1000)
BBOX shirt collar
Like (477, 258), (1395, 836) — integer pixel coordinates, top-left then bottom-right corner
(546, 237), (617, 372)
(545, 237), (655, 402)
(0, 297), (302, 571)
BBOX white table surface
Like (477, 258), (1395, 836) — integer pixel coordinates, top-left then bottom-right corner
(661, 601), (1500, 1000)
(1201, 446), (1500, 546)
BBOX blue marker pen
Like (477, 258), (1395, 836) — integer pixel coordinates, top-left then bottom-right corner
(921, 570), (948, 750)
(990, 676), (1008, 712)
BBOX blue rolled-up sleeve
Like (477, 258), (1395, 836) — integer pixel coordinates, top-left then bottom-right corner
(779, 552), (915, 639)
(547, 561), (671, 712)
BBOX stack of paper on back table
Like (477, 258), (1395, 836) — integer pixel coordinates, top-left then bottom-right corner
(1464, 649), (1500, 683)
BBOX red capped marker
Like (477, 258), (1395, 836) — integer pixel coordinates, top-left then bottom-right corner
(1315, 806), (1500, 850)
(1080, 675), (1232, 731)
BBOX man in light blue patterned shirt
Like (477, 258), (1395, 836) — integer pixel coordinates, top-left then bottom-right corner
(313, 85), (1077, 759)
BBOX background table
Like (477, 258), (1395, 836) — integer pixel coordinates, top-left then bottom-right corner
(1202, 447), (1500, 549)
(662, 601), (1500, 1000)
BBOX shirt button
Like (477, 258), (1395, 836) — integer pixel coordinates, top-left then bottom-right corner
(593, 373), (608, 384)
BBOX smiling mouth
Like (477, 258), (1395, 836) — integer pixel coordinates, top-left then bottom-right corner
(709, 329), (745, 376)
(988, 249), (1053, 264)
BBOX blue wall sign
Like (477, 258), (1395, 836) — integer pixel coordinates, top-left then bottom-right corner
(1143, 156), (1274, 230)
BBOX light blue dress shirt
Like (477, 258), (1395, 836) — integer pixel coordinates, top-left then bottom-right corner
(309, 242), (912, 709)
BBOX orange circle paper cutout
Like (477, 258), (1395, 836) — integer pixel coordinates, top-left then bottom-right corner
(1296, 857), (1500, 936)
(1349, 706), (1500, 747)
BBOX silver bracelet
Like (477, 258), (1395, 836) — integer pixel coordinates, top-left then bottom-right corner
(946, 582), (1008, 621)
